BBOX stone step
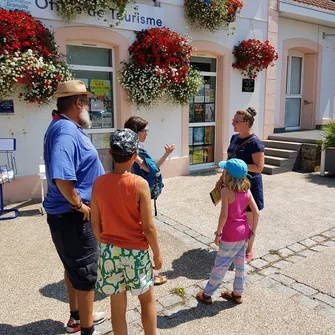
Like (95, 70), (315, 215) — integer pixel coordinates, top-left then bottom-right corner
(263, 140), (302, 151)
(264, 155), (296, 167)
(262, 164), (295, 175)
(265, 147), (299, 159)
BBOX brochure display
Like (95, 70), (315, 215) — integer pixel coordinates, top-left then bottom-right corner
(0, 138), (18, 220)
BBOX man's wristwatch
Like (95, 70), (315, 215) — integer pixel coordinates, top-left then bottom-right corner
(69, 199), (83, 210)
(214, 231), (222, 237)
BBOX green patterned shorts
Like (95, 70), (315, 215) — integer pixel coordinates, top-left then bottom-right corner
(96, 243), (154, 296)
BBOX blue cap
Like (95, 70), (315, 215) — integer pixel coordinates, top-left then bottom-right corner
(218, 158), (248, 179)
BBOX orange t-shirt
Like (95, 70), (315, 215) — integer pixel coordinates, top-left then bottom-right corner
(93, 173), (148, 250)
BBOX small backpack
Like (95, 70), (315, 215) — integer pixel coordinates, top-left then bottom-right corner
(132, 148), (164, 215)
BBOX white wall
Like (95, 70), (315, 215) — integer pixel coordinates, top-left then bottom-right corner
(276, 17), (335, 125)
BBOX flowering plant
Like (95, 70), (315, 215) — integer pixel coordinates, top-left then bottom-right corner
(120, 28), (202, 108)
(232, 39), (279, 79)
(0, 9), (73, 104)
(184, 0), (243, 33)
(56, 0), (156, 23)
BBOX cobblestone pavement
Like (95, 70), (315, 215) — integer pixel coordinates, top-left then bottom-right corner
(95, 214), (335, 335)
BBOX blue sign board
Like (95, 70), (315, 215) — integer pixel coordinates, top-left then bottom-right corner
(0, 100), (14, 114)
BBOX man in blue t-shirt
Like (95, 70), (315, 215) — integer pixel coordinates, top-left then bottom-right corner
(43, 80), (105, 335)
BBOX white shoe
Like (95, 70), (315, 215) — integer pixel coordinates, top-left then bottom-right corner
(93, 311), (106, 325)
(92, 331), (101, 335)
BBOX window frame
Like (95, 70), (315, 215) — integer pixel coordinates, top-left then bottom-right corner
(67, 44), (117, 134)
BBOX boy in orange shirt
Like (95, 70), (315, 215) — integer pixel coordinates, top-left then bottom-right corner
(91, 128), (162, 335)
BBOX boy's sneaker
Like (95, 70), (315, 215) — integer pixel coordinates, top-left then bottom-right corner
(65, 311), (106, 333)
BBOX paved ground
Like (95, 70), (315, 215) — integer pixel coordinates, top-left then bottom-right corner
(0, 171), (335, 334)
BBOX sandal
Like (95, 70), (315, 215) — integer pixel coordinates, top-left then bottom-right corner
(221, 290), (243, 304)
(154, 274), (167, 286)
(245, 252), (254, 263)
(196, 290), (212, 305)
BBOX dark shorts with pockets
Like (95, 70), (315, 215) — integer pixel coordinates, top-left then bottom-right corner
(47, 211), (98, 291)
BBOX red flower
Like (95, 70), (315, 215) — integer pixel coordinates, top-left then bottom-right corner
(232, 39), (278, 78)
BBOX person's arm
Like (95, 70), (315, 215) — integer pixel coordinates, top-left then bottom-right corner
(247, 151), (264, 173)
(156, 144), (175, 168)
(135, 156), (150, 173)
(138, 179), (162, 270)
(247, 190), (260, 235)
(91, 185), (102, 243)
(214, 188), (229, 246)
(54, 179), (91, 220)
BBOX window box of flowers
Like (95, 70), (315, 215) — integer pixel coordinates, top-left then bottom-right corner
(232, 39), (279, 79)
(0, 9), (73, 105)
(119, 27), (202, 108)
(184, 0), (243, 33)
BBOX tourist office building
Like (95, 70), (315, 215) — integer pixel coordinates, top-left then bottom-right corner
(1, 0), (335, 203)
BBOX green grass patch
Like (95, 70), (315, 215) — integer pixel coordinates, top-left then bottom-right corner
(170, 287), (186, 298)
(269, 249), (281, 256)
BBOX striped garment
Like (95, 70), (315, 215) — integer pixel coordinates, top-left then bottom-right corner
(204, 240), (247, 296)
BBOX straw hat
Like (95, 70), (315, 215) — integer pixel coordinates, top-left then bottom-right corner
(54, 80), (92, 98)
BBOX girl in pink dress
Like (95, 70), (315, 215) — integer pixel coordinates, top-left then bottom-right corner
(197, 158), (259, 305)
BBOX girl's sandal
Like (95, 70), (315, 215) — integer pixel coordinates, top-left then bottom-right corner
(221, 290), (243, 304)
(196, 290), (213, 305)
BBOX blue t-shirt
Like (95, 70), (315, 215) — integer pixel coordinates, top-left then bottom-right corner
(43, 115), (105, 214)
(227, 133), (265, 210)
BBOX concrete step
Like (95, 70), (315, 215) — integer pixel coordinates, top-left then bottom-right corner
(262, 164), (295, 175)
(264, 155), (296, 167)
(265, 147), (299, 159)
(263, 140), (302, 151)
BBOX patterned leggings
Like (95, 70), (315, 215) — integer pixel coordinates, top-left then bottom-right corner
(204, 240), (247, 297)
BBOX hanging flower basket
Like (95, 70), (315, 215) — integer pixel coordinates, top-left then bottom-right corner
(119, 28), (202, 108)
(56, 0), (156, 24)
(0, 9), (73, 104)
(184, 0), (243, 33)
(232, 39), (278, 79)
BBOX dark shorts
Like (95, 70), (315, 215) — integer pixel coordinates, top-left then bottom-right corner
(47, 211), (98, 291)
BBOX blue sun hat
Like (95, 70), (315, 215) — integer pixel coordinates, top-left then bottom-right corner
(218, 158), (248, 179)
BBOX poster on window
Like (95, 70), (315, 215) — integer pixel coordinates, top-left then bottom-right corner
(194, 84), (205, 103)
(205, 84), (211, 103)
(193, 127), (204, 145)
(189, 104), (195, 123)
(189, 148), (193, 164)
(192, 148), (204, 164)
(189, 128), (193, 145)
(89, 80), (112, 113)
(204, 127), (214, 145)
(203, 145), (214, 162)
(205, 104), (215, 122)
(210, 89), (215, 103)
(90, 112), (103, 128)
(102, 112), (113, 128)
(194, 104), (204, 122)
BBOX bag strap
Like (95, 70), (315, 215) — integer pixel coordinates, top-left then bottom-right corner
(232, 135), (256, 156)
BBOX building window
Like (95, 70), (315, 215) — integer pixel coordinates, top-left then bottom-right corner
(67, 45), (115, 171)
(189, 57), (216, 167)
(66, 45), (115, 130)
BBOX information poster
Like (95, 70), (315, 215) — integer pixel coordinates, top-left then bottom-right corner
(193, 127), (204, 145)
(189, 148), (193, 164)
(205, 84), (210, 103)
(194, 84), (205, 103)
(205, 104), (215, 122)
(210, 89), (215, 103)
(0, 100), (14, 113)
(204, 127), (214, 145)
(194, 104), (204, 122)
(203, 145), (214, 162)
(192, 148), (204, 164)
(91, 133), (104, 149)
(102, 112), (113, 128)
(90, 79), (112, 113)
(189, 128), (193, 145)
(90, 112), (103, 128)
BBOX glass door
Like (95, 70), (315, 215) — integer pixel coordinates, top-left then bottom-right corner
(285, 56), (303, 130)
(189, 57), (216, 171)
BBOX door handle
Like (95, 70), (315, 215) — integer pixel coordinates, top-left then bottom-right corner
(304, 100), (313, 105)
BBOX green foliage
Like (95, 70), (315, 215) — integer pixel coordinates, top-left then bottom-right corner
(170, 287), (186, 298)
(321, 121), (335, 149)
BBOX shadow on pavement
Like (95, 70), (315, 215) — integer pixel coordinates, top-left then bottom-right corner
(40, 280), (107, 303)
(304, 173), (335, 188)
(18, 208), (42, 216)
(0, 319), (64, 335)
(157, 300), (235, 329)
(161, 248), (217, 280)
